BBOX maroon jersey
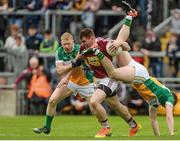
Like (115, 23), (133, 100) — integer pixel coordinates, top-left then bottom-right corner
(80, 37), (113, 78)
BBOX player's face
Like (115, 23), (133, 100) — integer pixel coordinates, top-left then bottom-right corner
(61, 39), (74, 53)
(80, 36), (94, 49)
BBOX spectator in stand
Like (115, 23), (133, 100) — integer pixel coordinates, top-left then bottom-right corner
(1, 0), (24, 28)
(4, 24), (25, 49)
(4, 24), (25, 72)
(131, 41), (144, 65)
(28, 63), (52, 115)
(0, 0), (8, 11)
(11, 56), (39, 88)
(58, 0), (73, 35)
(166, 33), (180, 77)
(142, 29), (163, 77)
(41, 0), (57, 11)
(0, 76), (7, 85)
(40, 29), (58, 53)
(171, 9), (180, 35)
(10, 34), (28, 75)
(26, 25), (43, 55)
(73, 0), (86, 10)
(22, 0), (42, 30)
(81, 0), (102, 29)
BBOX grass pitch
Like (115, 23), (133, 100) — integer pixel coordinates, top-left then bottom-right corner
(0, 115), (180, 140)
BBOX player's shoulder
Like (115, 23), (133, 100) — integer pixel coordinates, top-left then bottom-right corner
(73, 43), (80, 51)
(80, 44), (86, 52)
(96, 37), (111, 43)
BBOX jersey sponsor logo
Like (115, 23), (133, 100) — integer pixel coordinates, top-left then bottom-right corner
(86, 56), (101, 66)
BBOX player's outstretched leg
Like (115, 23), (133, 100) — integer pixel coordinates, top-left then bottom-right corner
(33, 84), (72, 134)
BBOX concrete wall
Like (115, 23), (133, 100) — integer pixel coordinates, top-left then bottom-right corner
(0, 89), (17, 116)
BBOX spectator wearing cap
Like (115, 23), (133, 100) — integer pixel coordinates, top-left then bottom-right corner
(26, 25), (43, 55)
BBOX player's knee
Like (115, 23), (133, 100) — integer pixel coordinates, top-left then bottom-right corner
(48, 98), (57, 108)
(90, 98), (98, 108)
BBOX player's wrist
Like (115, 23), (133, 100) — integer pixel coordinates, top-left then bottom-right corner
(97, 52), (105, 60)
(124, 16), (132, 27)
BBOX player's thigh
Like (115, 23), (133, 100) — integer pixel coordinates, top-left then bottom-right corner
(113, 66), (135, 83)
(149, 106), (157, 121)
(49, 84), (73, 103)
(90, 88), (106, 104)
(76, 83), (95, 98)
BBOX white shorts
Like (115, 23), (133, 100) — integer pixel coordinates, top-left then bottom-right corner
(67, 81), (95, 98)
(128, 60), (150, 84)
(96, 77), (118, 92)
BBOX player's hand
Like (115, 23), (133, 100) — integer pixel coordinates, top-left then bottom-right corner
(81, 48), (101, 56)
(120, 41), (131, 51)
(71, 58), (84, 68)
(108, 40), (122, 52)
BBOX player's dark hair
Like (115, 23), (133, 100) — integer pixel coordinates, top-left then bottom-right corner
(172, 92), (178, 106)
(79, 28), (95, 39)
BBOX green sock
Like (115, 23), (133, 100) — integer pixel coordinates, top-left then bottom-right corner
(124, 16), (132, 27)
(45, 115), (54, 129)
(97, 52), (105, 60)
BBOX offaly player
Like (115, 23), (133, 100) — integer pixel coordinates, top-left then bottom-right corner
(33, 32), (102, 135)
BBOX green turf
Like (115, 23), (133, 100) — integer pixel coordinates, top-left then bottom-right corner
(0, 115), (179, 140)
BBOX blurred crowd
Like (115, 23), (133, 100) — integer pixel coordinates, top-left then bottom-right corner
(0, 0), (180, 115)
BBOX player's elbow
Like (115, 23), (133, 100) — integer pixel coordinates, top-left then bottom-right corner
(56, 68), (64, 76)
